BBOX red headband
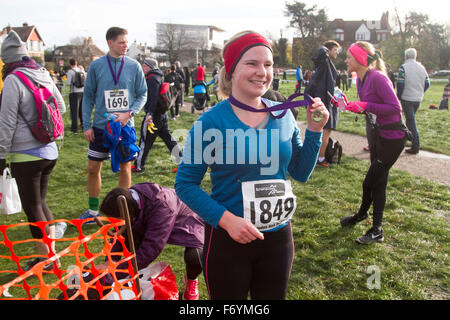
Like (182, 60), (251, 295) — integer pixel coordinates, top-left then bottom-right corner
(224, 32), (272, 77)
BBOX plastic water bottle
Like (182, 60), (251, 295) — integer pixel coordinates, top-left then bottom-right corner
(333, 87), (346, 111)
(104, 113), (118, 121)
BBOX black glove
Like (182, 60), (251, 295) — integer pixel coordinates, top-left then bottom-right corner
(0, 159), (6, 173)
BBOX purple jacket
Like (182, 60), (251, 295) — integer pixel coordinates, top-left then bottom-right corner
(357, 69), (405, 140)
(110, 183), (204, 273)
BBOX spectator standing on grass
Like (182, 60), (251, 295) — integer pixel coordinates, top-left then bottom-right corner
(192, 63), (205, 86)
(175, 30), (328, 299)
(0, 31), (66, 270)
(208, 70), (220, 106)
(304, 40), (341, 168)
(184, 66), (191, 96)
(66, 58), (85, 134)
(133, 58), (182, 173)
(341, 70), (348, 91)
(165, 65), (183, 120)
(295, 65), (303, 93)
(440, 77), (450, 110)
(79, 26), (147, 223)
(397, 48), (430, 155)
(175, 61), (185, 113)
(340, 41), (408, 244)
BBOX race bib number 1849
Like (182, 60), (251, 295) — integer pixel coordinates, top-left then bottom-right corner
(242, 179), (297, 231)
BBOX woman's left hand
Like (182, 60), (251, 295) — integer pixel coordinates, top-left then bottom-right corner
(306, 97), (329, 132)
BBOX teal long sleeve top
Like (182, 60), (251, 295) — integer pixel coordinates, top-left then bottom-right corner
(175, 99), (322, 230)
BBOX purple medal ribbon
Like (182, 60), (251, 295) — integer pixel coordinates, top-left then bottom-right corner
(106, 55), (125, 87)
(228, 93), (314, 119)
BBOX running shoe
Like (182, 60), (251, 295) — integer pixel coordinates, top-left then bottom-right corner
(79, 209), (99, 225)
(340, 213), (368, 227)
(182, 275), (199, 300)
(405, 147), (419, 154)
(355, 227), (384, 244)
(316, 159), (330, 167)
(54, 222), (67, 239)
(132, 167), (145, 174)
(22, 257), (54, 272)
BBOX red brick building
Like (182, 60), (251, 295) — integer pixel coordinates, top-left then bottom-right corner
(1, 23), (45, 62)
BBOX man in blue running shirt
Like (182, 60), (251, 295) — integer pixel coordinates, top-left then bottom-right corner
(80, 27), (147, 223)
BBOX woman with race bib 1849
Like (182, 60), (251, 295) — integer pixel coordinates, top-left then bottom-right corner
(175, 30), (329, 300)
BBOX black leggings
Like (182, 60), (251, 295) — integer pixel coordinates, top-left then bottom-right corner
(184, 247), (203, 280)
(357, 136), (405, 227)
(135, 114), (182, 170)
(11, 159), (57, 239)
(203, 223), (294, 300)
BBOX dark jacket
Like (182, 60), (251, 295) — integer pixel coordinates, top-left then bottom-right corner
(109, 183), (204, 276)
(304, 46), (338, 107)
(183, 67), (191, 87)
(144, 69), (164, 116)
(165, 71), (183, 91)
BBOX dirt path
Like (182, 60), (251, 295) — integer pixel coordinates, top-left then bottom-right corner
(180, 102), (450, 186)
(322, 127), (450, 186)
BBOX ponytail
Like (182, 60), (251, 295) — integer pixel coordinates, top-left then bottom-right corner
(373, 50), (387, 75)
(355, 41), (387, 75)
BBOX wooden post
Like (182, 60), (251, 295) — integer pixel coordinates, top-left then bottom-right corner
(117, 195), (141, 299)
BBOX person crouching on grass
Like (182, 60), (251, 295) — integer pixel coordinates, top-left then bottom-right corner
(339, 42), (408, 244)
(175, 30), (329, 300)
(98, 182), (204, 300)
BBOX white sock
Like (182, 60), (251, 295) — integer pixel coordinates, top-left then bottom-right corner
(89, 209), (99, 216)
(318, 157), (325, 162)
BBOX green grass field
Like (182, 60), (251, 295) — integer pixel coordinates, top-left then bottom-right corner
(0, 80), (449, 300)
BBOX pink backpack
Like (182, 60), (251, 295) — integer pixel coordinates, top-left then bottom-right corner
(13, 70), (64, 143)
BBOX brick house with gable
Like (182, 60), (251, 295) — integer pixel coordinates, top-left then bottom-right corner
(1, 23), (45, 62)
(329, 12), (391, 48)
(53, 37), (105, 70)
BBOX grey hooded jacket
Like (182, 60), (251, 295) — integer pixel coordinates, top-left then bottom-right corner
(0, 67), (66, 159)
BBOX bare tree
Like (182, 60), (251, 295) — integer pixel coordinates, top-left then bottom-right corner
(156, 24), (189, 64)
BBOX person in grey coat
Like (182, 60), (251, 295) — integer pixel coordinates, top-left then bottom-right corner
(99, 182), (204, 300)
(397, 48), (430, 154)
(0, 30), (66, 271)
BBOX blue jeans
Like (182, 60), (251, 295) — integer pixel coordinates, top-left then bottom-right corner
(401, 100), (420, 149)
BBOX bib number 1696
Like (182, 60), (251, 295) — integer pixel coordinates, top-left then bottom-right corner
(107, 96), (128, 110)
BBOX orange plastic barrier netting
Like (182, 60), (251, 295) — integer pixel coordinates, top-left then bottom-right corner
(0, 218), (141, 300)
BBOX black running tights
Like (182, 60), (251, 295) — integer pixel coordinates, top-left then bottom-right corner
(203, 223), (294, 300)
(11, 159), (57, 239)
(184, 247), (203, 280)
(357, 137), (405, 227)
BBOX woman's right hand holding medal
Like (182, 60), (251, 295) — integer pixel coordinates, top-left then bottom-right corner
(306, 97), (329, 132)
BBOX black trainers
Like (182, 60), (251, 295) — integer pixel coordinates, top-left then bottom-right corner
(340, 213), (368, 227)
(405, 147), (419, 154)
(22, 257), (54, 272)
(355, 227), (384, 244)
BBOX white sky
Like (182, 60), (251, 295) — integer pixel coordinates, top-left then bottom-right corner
(1, 0), (449, 51)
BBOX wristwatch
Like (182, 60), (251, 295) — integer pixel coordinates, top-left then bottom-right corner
(128, 110), (137, 117)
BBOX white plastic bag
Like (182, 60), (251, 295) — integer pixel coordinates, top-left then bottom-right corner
(0, 168), (22, 215)
(138, 261), (178, 300)
(107, 262), (179, 300)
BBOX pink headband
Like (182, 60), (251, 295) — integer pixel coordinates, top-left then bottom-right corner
(348, 43), (370, 66)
